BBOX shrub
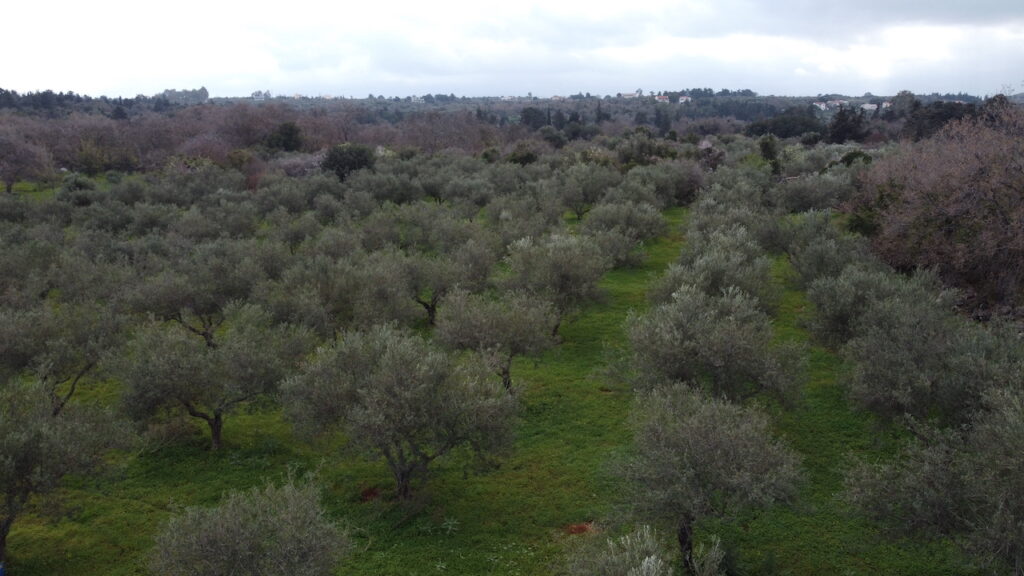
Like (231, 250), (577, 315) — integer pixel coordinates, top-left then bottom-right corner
(566, 525), (676, 576)
(321, 142), (375, 182)
(149, 477), (348, 576)
(853, 102), (1024, 308)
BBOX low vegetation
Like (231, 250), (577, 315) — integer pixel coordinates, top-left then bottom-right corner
(0, 87), (1021, 576)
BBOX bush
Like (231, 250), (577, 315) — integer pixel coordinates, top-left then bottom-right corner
(566, 525), (676, 576)
(149, 477), (348, 576)
(853, 102), (1024, 308)
(322, 143), (375, 182)
(768, 172), (855, 213)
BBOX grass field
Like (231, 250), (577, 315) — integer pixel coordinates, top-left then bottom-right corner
(7, 206), (972, 575)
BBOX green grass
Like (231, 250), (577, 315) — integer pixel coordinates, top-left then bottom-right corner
(7, 206), (973, 575)
(705, 257), (972, 575)
(9, 180), (56, 201)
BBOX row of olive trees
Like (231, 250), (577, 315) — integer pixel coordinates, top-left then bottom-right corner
(578, 167), (805, 574)
(788, 204), (1024, 574)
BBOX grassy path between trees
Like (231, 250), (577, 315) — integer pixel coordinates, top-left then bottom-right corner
(709, 258), (970, 575)
(9, 207), (971, 575)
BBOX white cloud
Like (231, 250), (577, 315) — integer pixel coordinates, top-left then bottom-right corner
(2, 0), (1022, 97)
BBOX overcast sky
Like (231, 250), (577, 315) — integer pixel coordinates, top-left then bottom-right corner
(5, 0), (1023, 98)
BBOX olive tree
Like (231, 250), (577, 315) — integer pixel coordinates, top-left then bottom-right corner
(436, 289), (558, 390)
(402, 239), (497, 326)
(127, 239), (270, 348)
(622, 385), (802, 570)
(0, 379), (124, 564)
(283, 325), (516, 499)
(580, 201), (666, 244)
(842, 296), (1018, 424)
(846, 388), (1024, 574)
(114, 304), (312, 450)
(502, 233), (612, 334)
(559, 163), (622, 220)
(149, 477), (348, 576)
(806, 265), (952, 347)
(627, 285), (803, 403)
(482, 190), (564, 247)
(0, 301), (123, 416)
(649, 226), (778, 311)
(322, 143), (375, 182)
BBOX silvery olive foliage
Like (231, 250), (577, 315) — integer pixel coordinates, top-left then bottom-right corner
(0, 379), (126, 563)
(628, 285), (803, 403)
(846, 389), (1024, 574)
(623, 385), (802, 567)
(283, 325), (516, 499)
(566, 525), (676, 576)
(435, 289), (557, 390)
(150, 477), (348, 576)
